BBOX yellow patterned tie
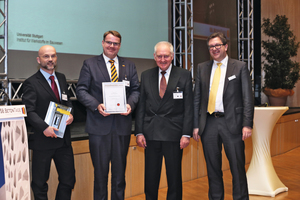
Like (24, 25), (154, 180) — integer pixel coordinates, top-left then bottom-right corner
(207, 63), (222, 114)
(109, 60), (118, 82)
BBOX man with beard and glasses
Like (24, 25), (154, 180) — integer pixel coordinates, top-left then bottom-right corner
(22, 45), (75, 200)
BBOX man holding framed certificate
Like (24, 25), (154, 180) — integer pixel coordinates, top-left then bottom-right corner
(76, 30), (140, 200)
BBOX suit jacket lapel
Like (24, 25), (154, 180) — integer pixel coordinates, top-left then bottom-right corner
(149, 67), (161, 105)
(159, 66), (181, 109)
(98, 54), (111, 82)
(56, 72), (67, 104)
(56, 72), (63, 91)
(223, 58), (235, 94)
(118, 56), (126, 81)
(204, 61), (213, 101)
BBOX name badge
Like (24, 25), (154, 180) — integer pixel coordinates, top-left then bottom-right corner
(228, 75), (236, 81)
(62, 94), (68, 101)
(122, 80), (130, 87)
(173, 91), (183, 99)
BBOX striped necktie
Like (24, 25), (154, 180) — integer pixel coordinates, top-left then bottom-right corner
(109, 60), (118, 82)
(207, 63), (222, 114)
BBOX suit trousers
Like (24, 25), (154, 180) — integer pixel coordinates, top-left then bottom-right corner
(31, 144), (75, 200)
(145, 140), (183, 200)
(201, 115), (249, 200)
(89, 122), (131, 200)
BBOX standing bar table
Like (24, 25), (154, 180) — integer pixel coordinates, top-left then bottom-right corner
(246, 106), (289, 197)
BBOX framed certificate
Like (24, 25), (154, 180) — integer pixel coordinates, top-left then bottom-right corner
(102, 82), (127, 114)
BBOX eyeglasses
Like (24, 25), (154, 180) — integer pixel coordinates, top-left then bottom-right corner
(41, 55), (57, 59)
(155, 55), (171, 60)
(208, 44), (224, 50)
(105, 41), (120, 46)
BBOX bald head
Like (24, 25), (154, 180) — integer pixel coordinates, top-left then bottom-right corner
(37, 45), (57, 74)
(38, 45), (56, 56)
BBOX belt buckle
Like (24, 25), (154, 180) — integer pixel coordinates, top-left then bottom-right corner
(214, 112), (223, 118)
(214, 112), (220, 118)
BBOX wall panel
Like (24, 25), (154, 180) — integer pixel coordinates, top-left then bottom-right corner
(261, 0), (300, 107)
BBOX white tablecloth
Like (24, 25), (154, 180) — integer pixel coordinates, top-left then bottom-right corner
(246, 106), (289, 197)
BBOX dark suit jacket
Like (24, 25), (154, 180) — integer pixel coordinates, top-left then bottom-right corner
(76, 54), (140, 136)
(135, 66), (193, 141)
(194, 58), (254, 135)
(22, 70), (73, 150)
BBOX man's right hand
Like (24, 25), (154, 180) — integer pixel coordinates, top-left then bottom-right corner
(193, 128), (200, 142)
(43, 126), (58, 138)
(136, 135), (147, 149)
(97, 103), (110, 117)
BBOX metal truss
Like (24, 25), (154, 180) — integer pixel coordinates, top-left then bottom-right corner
(173, 0), (194, 78)
(7, 79), (78, 103)
(237, 0), (254, 81)
(0, 0), (8, 104)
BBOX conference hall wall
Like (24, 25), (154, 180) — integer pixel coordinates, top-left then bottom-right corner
(261, 0), (300, 107)
(5, 0), (170, 80)
(193, 0), (238, 72)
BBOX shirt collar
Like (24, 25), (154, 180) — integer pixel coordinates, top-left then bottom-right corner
(40, 68), (56, 80)
(159, 64), (172, 74)
(103, 54), (118, 64)
(214, 55), (228, 66)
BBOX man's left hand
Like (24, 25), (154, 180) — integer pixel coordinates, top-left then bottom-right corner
(242, 126), (252, 141)
(180, 136), (190, 149)
(120, 104), (131, 116)
(66, 114), (74, 125)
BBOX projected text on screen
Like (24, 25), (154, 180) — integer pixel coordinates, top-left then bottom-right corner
(8, 0), (168, 59)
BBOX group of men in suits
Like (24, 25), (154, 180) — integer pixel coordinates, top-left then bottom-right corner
(22, 31), (253, 200)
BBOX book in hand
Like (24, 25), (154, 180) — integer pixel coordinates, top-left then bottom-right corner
(44, 101), (72, 138)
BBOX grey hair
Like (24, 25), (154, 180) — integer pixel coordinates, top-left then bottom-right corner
(154, 41), (174, 54)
